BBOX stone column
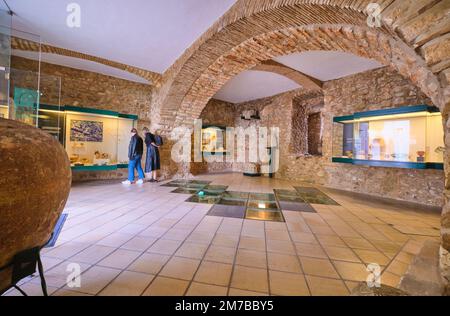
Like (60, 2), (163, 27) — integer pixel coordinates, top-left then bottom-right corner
(442, 111), (450, 295)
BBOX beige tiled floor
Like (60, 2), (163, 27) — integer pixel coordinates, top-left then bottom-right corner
(4, 173), (441, 296)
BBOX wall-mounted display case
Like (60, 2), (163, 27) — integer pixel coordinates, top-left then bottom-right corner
(39, 104), (138, 171)
(201, 125), (227, 156)
(332, 105), (444, 170)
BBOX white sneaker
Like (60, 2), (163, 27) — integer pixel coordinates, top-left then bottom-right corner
(122, 180), (131, 185)
(136, 179), (144, 185)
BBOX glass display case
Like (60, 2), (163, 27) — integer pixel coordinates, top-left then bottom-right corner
(38, 104), (65, 144)
(0, 104), (7, 118)
(332, 105), (443, 169)
(65, 107), (118, 169)
(35, 105), (137, 171)
(201, 125), (227, 156)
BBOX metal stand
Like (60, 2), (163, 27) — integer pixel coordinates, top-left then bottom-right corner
(37, 255), (48, 296)
(0, 237), (51, 297)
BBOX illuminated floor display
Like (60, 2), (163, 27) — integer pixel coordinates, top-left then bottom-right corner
(2, 173), (440, 297)
(163, 180), (341, 222)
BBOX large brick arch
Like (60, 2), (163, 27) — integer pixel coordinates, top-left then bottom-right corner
(172, 24), (443, 128)
(152, 1), (378, 130)
(153, 0), (450, 132)
(152, 0), (450, 291)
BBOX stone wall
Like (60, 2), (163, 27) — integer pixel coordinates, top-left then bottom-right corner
(196, 67), (444, 207)
(191, 99), (235, 175)
(319, 67), (443, 207)
(11, 56), (154, 182)
(11, 56), (153, 121)
(291, 92), (324, 155)
(287, 67), (442, 207)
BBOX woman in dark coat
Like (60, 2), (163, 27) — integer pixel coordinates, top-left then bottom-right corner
(143, 127), (162, 182)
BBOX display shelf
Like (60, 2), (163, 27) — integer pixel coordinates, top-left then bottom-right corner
(333, 105), (440, 123)
(332, 157), (443, 170)
(65, 105), (118, 117)
(332, 105), (444, 170)
(71, 165), (118, 172)
(34, 104), (138, 172)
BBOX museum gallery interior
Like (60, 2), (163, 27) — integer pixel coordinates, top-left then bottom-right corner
(0, 0), (449, 297)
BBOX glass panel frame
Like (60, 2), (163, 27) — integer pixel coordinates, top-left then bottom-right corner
(332, 107), (444, 167)
(65, 111), (119, 167)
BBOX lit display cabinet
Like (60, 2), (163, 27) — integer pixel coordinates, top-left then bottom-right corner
(332, 105), (444, 170)
(201, 125), (227, 156)
(0, 104), (8, 118)
(39, 104), (137, 171)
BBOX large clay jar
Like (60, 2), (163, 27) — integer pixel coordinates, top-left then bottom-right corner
(0, 118), (71, 292)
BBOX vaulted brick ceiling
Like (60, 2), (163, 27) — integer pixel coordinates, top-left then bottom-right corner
(4, 0), (449, 113)
(3, 0), (237, 82)
(152, 0), (449, 130)
(213, 51), (384, 103)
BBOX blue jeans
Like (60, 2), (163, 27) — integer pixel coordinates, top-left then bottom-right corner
(128, 155), (145, 181)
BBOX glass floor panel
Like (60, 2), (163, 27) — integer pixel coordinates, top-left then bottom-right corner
(186, 195), (221, 204)
(207, 204), (246, 219)
(203, 185), (229, 193)
(162, 180), (211, 188)
(161, 182), (184, 187)
(171, 187), (200, 194)
(276, 194), (306, 203)
(294, 187), (340, 206)
(184, 183), (209, 189)
(196, 190), (222, 197)
(294, 187), (321, 194)
(273, 189), (299, 196)
(188, 180), (212, 185)
(278, 201), (316, 212)
(302, 196), (339, 205)
(222, 191), (250, 200)
(248, 193), (276, 201)
(245, 208), (284, 222)
(217, 198), (247, 206)
(247, 200), (279, 210)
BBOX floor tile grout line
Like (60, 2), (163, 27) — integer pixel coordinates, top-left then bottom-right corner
(263, 221), (272, 296)
(16, 174), (438, 297)
(305, 204), (414, 291)
(226, 216), (249, 296)
(292, 210), (353, 294)
(48, 192), (176, 248)
(223, 186), (252, 295)
(44, 199), (178, 260)
(182, 217), (226, 296)
(94, 202), (201, 296)
(44, 190), (198, 296)
(282, 206), (312, 296)
(379, 238), (413, 276)
(309, 204), (393, 261)
(135, 204), (217, 296)
(62, 185), (168, 224)
(322, 203), (410, 269)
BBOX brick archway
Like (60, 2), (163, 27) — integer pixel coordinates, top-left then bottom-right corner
(171, 24), (443, 129)
(153, 0), (449, 133)
(151, 1), (450, 291)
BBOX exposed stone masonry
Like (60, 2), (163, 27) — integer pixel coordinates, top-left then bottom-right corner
(11, 56), (153, 121)
(11, 37), (161, 84)
(9, 0), (450, 292)
(195, 67), (444, 208)
(11, 56), (154, 181)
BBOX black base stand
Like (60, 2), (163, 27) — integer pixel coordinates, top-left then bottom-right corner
(243, 172), (261, 177)
(0, 244), (49, 296)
